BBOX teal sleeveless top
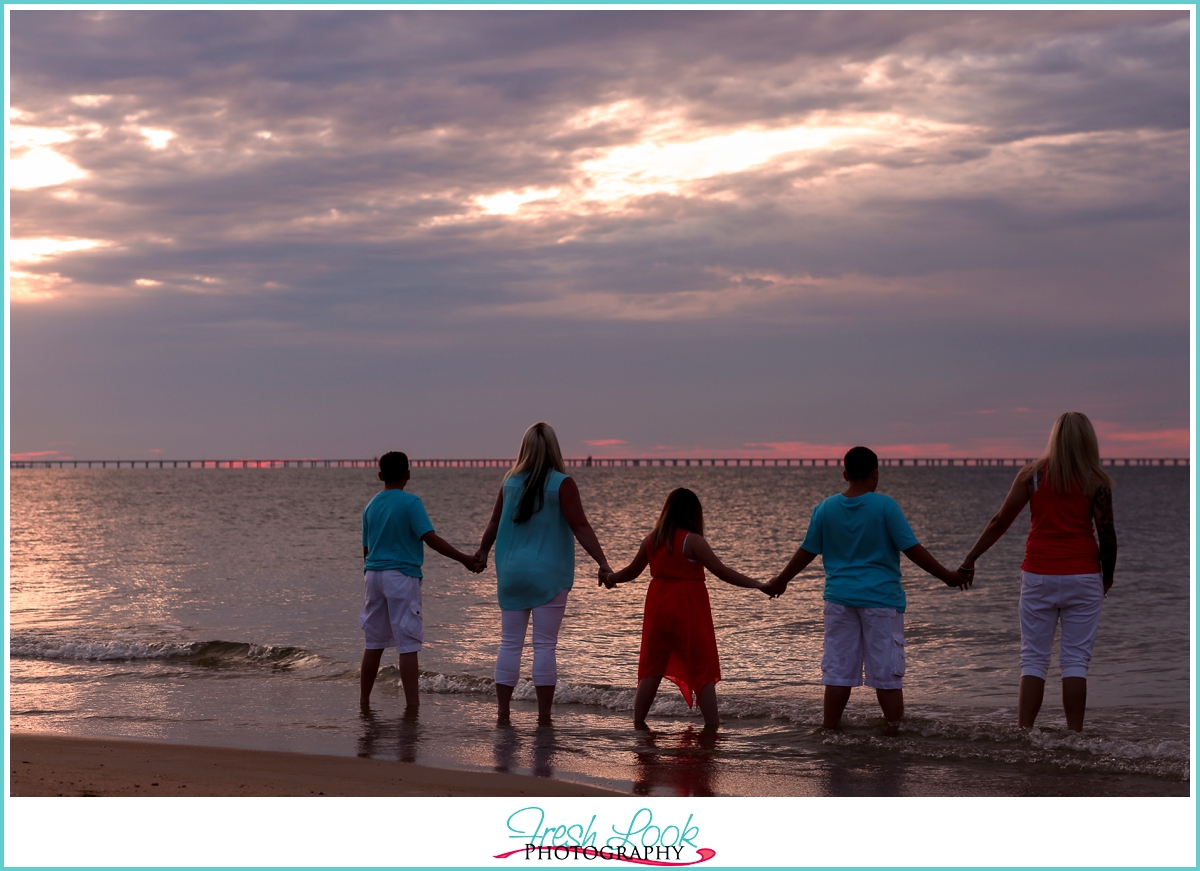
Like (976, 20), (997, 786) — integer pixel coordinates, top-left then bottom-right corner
(495, 470), (575, 610)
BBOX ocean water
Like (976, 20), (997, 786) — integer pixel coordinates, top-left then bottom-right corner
(7, 466), (1191, 796)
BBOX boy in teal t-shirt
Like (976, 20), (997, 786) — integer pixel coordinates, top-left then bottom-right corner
(359, 451), (480, 712)
(766, 447), (971, 730)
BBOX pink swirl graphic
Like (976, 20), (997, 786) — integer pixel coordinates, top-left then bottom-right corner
(493, 847), (716, 866)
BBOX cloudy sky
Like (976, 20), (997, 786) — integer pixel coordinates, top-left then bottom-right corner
(8, 9), (1191, 461)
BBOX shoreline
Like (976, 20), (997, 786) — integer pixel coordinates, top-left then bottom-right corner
(8, 732), (623, 797)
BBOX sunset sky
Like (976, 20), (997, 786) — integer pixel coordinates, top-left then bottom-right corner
(8, 9), (1191, 461)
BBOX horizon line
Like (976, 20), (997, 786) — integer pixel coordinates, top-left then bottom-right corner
(9, 456), (1190, 470)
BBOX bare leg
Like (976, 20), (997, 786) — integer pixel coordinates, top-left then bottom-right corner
(1062, 677), (1087, 732)
(535, 685), (555, 725)
(398, 651), (420, 711)
(360, 648), (385, 709)
(823, 685), (853, 729)
(496, 683), (515, 722)
(876, 688), (904, 730)
(1018, 675), (1045, 728)
(696, 682), (719, 730)
(634, 677), (662, 728)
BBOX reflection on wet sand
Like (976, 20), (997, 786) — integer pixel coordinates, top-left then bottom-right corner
(814, 753), (910, 796)
(633, 726), (720, 796)
(356, 708), (421, 764)
(492, 722), (559, 778)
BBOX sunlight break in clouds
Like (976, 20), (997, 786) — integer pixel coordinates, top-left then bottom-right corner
(9, 238), (110, 303)
(475, 187), (561, 215)
(578, 120), (857, 201)
(479, 108), (975, 221)
(139, 127), (174, 149)
(8, 237), (107, 263)
(8, 124), (87, 189)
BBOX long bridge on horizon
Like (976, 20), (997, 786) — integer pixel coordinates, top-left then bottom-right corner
(9, 455), (1189, 470)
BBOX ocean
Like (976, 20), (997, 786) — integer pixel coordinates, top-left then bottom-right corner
(7, 465), (1191, 796)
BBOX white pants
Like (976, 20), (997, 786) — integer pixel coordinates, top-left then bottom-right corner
(1019, 571), (1104, 680)
(495, 590), (569, 687)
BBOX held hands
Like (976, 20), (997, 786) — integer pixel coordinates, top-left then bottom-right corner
(949, 561), (974, 590)
(471, 549), (489, 573)
(762, 576), (788, 598)
(598, 564), (617, 589)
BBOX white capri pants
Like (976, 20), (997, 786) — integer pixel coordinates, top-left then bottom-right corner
(1019, 571), (1104, 680)
(495, 590), (569, 687)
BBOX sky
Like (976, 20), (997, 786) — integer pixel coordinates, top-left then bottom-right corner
(7, 9), (1192, 461)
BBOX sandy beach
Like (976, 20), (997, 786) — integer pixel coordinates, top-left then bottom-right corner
(9, 732), (621, 797)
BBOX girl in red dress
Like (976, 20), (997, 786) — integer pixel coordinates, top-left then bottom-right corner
(602, 488), (771, 729)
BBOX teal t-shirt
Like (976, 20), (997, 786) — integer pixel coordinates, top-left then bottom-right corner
(494, 470), (575, 610)
(362, 489), (435, 577)
(800, 491), (919, 612)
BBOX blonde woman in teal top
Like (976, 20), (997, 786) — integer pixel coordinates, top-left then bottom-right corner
(476, 423), (611, 724)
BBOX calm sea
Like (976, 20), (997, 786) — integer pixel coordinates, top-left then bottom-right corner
(8, 466), (1191, 796)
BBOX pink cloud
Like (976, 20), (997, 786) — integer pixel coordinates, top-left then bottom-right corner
(584, 439), (627, 447)
(1093, 423), (1189, 455)
(11, 450), (62, 460)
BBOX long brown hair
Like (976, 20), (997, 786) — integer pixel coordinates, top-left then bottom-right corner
(505, 422), (567, 524)
(1021, 411), (1112, 497)
(649, 488), (704, 552)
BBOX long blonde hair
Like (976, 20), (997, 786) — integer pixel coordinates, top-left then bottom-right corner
(506, 422), (567, 523)
(1022, 412), (1112, 497)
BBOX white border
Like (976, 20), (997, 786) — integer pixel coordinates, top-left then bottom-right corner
(3, 4), (1196, 869)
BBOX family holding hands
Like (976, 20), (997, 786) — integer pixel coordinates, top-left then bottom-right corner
(361, 413), (1116, 737)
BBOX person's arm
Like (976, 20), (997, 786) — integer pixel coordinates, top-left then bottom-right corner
(765, 546), (817, 596)
(558, 476), (611, 576)
(904, 543), (971, 589)
(473, 489), (505, 570)
(422, 530), (481, 572)
(1092, 485), (1117, 595)
(683, 534), (767, 592)
(602, 540), (649, 588)
(960, 469), (1033, 576)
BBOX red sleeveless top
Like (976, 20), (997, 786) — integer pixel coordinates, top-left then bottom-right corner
(647, 529), (706, 582)
(1022, 465), (1101, 574)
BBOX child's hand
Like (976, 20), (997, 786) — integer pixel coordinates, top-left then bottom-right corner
(763, 576), (788, 598)
(472, 549), (489, 573)
(598, 565), (616, 589)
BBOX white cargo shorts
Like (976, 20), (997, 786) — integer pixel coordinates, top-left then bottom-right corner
(822, 602), (906, 690)
(360, 570), (423, 654)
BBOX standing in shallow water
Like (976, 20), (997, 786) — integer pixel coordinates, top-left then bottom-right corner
(475, 422), (611, 725)
(959, 411), (1117, 732)
(767, 446), (970, 732)
(602, 487), (771, 730)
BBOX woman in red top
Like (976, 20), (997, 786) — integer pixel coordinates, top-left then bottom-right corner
(960, 412), (1117, 732)
(601, 488), (771, 730)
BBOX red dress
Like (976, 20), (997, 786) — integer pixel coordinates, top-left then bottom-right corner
(638, 529), (721, 707)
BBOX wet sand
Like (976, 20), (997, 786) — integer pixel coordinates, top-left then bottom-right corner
(8, 732), (621, 797)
